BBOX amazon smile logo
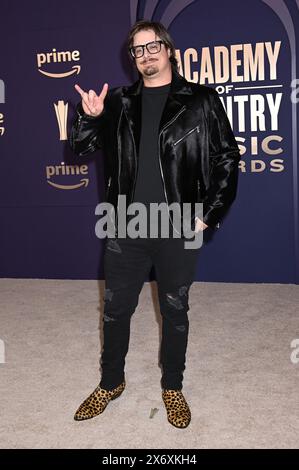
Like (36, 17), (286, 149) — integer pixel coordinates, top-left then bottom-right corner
(46, 162), (89, 190)
(37, 48), (81, 78)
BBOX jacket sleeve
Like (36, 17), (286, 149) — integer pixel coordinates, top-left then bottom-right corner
(202, 88), (241, 229)
(69, 101), (107, 157)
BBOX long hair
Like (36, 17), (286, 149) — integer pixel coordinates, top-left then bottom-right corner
(127, 20), (179, 76)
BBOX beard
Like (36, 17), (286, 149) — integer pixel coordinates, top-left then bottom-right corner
(141, 59), (159, 76)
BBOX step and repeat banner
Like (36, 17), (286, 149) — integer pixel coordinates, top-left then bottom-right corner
(0, 0), (298, 283)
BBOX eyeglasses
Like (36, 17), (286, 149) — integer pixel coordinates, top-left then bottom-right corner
(129, 40), (164, 59)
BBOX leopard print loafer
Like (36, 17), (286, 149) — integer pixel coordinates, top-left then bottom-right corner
(74, 381), (126, 421)
(162, 389), (191, 428)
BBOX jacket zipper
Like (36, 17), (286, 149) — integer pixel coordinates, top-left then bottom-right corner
(77, 114), (82, 133)
(106, 175), (112, 197)
(122, 108), (138, 204)
(115, 108), (124, 236)
(106, 175), (117, 235)
(173, 125), (200, 147)
(158, 105), (187, 236)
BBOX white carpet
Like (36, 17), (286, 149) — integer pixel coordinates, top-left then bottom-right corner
(0, 279), (298, 449)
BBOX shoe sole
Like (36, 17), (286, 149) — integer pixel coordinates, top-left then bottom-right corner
(167, 417), (191, 429)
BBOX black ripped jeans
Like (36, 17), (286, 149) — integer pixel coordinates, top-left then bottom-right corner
(99, 235), (200, 391)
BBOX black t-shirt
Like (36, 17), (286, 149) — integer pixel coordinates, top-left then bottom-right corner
(133, 82), (170, 204)
(129, 81), (178, 237)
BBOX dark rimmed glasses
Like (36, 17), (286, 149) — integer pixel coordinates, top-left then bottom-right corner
(129, 40), (164, 59)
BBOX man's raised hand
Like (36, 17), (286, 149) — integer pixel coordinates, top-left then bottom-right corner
(74, 83), (109, 117)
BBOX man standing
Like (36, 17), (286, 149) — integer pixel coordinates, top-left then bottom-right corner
(69, 20), (240, 429)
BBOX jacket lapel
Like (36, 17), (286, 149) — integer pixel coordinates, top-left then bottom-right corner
(158, 93), (186, 133)
(121, 80), (142, 153)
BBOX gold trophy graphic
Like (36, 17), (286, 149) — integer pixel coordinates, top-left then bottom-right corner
(0, 112), (4, 136)
(54, 100), (68, 140)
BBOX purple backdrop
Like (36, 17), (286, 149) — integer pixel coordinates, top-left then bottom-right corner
(0, 0), (298, 283)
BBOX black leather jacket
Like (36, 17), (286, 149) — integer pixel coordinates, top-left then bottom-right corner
(69, 69), (240, 235)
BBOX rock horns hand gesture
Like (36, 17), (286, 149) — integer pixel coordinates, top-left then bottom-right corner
(74, 83), (109, 117)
